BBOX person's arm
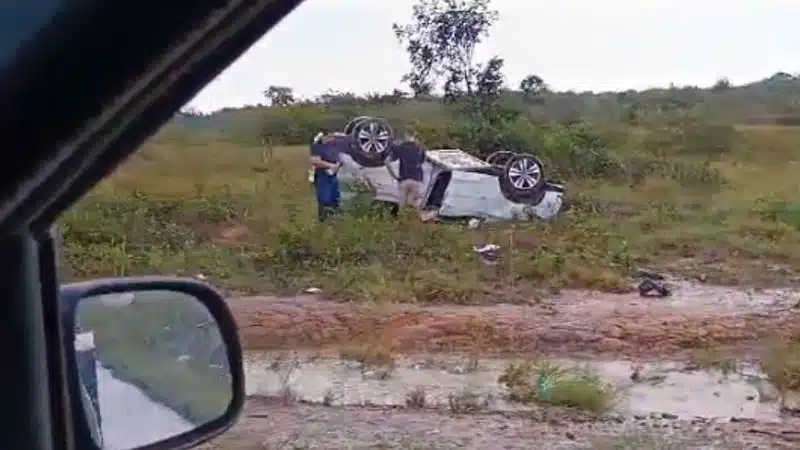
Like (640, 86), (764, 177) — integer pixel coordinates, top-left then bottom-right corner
(384, 148), (400, 180)
(310, 155), (335, 169)
(309, 143), (337, 170)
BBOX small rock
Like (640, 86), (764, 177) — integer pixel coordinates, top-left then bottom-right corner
(746, 395), (755, 401)
(661, 413), (678, 420)
(565, 432), (576, 440)
(729, 417), (751, 423)
(638, 279), (672, 297)
(304, 287), (322, 294)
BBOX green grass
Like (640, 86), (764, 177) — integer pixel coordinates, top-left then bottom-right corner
(499, 360), (615, 413)
(58, 122), (800, 305)
(760, 338), (800, 408)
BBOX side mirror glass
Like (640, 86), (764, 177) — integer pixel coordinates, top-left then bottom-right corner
(63, 279), (243, 450)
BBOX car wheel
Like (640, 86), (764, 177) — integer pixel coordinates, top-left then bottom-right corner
(343, 116), (373, 135)
(486, 150), (516, 167)
(499, 154), (545, 201)
(347, 117), (393, 167)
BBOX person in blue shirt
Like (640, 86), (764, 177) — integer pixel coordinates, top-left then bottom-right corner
(309, 131), (343, 222)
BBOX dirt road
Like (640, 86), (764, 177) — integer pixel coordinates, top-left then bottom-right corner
(230, 281), (799, 359)
(202, 399), (800, 449)
(200, 280), (800, 449)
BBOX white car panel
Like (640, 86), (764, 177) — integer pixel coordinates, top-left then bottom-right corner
(335, 149), (563, 221)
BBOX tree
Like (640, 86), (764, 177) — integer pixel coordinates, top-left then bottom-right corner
(393, 0), (498, 98)
(263, 85), (295, 107)
(473, 56), (520, 126)
(474, 56), (504, 108)
(711, 77), (731, 92)
(316, 90), (361, 106)
(391, 88), (409, 101)
(519, 74), (548, 102)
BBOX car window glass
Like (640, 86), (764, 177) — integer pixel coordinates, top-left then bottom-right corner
(0, 1), (63, 68)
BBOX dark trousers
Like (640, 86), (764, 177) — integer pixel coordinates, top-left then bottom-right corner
(314, 171), (340, 222)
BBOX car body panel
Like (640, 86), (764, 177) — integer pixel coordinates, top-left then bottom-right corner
(337, 148), (563, 221)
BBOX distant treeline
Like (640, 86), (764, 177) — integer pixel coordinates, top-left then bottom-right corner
(174, 72), (800, 144)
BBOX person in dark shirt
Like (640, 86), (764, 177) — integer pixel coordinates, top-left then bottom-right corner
(384, 129), (426, 211)
(309, 131), (343, 222)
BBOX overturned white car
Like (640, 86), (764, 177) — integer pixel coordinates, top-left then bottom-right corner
(326, 116), (565, 222)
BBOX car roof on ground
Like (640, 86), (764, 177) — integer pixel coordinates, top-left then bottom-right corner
(426, 149), (493, 170)
(0, 0), (306, 236)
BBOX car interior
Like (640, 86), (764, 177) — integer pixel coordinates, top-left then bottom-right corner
(0, 0), (307, 449)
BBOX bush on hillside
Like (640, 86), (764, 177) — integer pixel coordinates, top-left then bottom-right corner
(249, 102), (727, 188)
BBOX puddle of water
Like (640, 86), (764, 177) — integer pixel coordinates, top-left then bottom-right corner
(559, 281), (799, 315)
(244, 352), (790, 423)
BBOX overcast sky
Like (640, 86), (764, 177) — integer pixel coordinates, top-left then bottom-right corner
(188, 0), (798, 112)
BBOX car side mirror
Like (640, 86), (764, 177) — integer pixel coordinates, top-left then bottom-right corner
(60, 277), (244, 450)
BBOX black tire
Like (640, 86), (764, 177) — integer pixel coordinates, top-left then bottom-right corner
(343, 116), (373, 135)
(499, 154), (545, 202)
(346, 117), (394, 167)
(486, 150), (516, 166)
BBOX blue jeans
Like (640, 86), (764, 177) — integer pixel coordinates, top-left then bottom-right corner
(314, 171), (340, 222)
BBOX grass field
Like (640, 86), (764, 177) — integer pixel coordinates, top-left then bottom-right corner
(59, 121), (800, 449)
(58, 123), (800, 303)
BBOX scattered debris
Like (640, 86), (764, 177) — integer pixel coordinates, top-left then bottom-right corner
(634, 268), (671, 297)
(473, 244), (501, 254)
(638, 278), (672, 297)
(473, 244), (501, 265)
(304, 287), (322, 294)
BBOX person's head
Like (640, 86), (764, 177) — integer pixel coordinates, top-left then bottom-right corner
(402, 126), (418, 142)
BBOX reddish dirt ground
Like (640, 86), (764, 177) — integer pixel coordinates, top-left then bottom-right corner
(206, 283), (800, 449)
(229, 285), (799, 359)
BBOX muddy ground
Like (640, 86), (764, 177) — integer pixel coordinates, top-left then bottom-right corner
(231, 281), (799, 358)
(200, 280), (800, 449)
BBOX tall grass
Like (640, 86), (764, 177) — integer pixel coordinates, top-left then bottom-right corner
(59, 123), (800, 302)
